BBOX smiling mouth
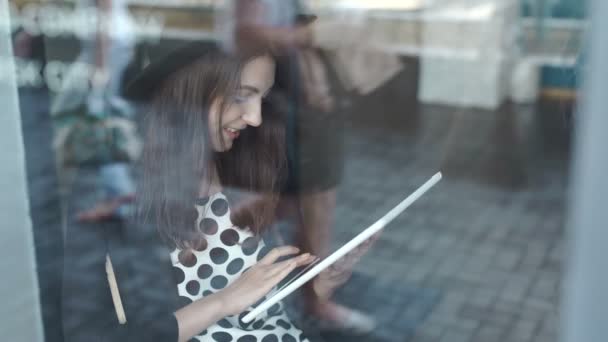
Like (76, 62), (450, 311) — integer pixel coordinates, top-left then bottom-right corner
(224, 127), (241, 139)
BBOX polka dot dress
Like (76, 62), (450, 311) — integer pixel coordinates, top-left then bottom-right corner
(171, 192), (310, 342)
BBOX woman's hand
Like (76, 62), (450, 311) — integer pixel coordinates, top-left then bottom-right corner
(217, 246), (316, 317)
(176, 246), (315, 341)
(313, 232), (381, 299)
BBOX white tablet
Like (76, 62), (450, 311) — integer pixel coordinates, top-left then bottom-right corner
(242, 172), (443, 323)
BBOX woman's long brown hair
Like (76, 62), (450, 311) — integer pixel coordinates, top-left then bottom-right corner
(136, 46), (286, 250)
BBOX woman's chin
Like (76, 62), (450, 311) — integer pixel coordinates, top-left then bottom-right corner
(215, 142), (233, 153)
(210, 136), (234, 152)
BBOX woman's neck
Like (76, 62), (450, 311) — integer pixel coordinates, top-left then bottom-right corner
(198, 166), (222, 198)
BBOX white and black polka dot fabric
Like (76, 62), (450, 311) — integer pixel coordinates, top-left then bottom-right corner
(171, 192), (310, 342)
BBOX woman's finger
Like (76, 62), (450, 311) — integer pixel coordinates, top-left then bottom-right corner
(264, 259), (296, 278)
(265, 253), (313, 278)
(363, 232), (381, 246)
(293, 253), (317, 268)
(257, 246), (300, 265)
(322, 265), (353, 282)
(267, 260), (299, 284)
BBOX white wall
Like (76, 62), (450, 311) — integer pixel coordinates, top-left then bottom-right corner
(0, 0), (44, 340)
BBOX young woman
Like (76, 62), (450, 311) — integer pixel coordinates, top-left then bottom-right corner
(62, 39), (375, 342)
(133, 41), (317, 341)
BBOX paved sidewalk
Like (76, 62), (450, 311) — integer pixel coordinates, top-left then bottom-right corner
(325, 95), (568, 342)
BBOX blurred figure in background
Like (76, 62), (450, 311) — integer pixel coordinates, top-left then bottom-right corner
(51, 0), (135, 116)
(218, 0), (376, 333)
(54, 1), (142, 340)
(52, 0), (138, 222)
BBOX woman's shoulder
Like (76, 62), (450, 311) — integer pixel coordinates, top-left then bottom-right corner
(194, 192), (232, 224)
(195, 191), (228, 208)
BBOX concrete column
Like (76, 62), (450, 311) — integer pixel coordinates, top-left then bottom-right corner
(561, 0), (608, 341)
(0, 0), (44, 340)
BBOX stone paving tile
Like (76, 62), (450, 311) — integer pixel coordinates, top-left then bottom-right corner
(324, 103), (567, 341)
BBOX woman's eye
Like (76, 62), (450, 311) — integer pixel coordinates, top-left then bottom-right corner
(232, 94), (249, 103)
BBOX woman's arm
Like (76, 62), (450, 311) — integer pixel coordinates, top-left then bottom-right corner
(174, 246), (315, 342)
(173, 292), (225, 342)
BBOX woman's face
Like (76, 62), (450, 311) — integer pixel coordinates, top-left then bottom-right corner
(209, 55), (276, 152)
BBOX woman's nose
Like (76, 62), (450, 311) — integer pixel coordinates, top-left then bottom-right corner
(241, 102), (263, 127)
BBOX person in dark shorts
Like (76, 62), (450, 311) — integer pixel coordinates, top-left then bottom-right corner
(221, 0), (375, 333)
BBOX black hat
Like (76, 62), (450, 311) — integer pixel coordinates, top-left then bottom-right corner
(123, 40), (220, 102)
